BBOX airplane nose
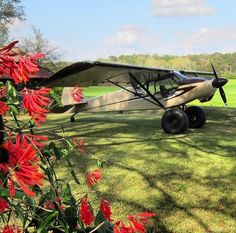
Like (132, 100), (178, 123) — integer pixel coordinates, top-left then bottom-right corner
(212, 78), (228, 88)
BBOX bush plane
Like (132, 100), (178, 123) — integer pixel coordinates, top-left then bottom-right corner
(42, 61), (228, 134)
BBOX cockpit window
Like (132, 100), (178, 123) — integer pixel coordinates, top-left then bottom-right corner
(147, 75), (179, 98)
(130, 71), (186, 98)
(171, 71), (188, 82)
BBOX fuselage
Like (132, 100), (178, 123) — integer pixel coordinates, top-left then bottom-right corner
(65, 78), (216, 113)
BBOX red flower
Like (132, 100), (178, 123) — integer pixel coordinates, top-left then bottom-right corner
(44, 197), (64, 210)
(71, 86), (84, 102)
(2, 134), (44, 197)
(0, 87), (6, 99)
(72, 138), (86, 153)
(80, 197), (94, 226)
(0, 197), (8, 212)
(44, 200), (55, 210)
(2, 225), (21, 233)
(21, 87), (52, 126)
(0, 41), (18, 53)
(128, 213), (156, 233)
(100, 198), (112, 221)
(86, 169), (102, 187)
(0, 101), (9, 115)
(20, 133), (48, 148)
(0, 41), (44, 84)
(113, 221), (131, 233)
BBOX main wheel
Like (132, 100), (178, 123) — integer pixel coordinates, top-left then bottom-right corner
(161, 108), (189, 134)
(185, 106), (206, 128)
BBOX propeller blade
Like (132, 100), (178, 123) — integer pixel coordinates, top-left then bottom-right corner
(211, 62), (219, 79)
(219, 87), (228, 106)
(211, 63), (228, 106)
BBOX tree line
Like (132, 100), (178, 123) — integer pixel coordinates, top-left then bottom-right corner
(99, 53), (236, 78)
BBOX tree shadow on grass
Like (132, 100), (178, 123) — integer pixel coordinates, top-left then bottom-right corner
(39, 107), (236, 232)
(107, 161), (235, 233)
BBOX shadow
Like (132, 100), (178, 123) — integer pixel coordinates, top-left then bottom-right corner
(36, 107), (236, 232)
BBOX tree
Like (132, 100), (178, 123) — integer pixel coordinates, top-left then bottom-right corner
(20, 26), (63, 71)
(0, 0), (24, 45)
(0, 24), (8, 45)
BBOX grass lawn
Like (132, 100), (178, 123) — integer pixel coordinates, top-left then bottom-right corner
(38, 107), (236, 233)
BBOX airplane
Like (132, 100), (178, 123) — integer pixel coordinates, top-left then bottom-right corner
(42, 61), (228, 134)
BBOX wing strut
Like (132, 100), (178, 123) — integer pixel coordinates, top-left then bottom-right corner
(129, 73), (166, 110)
(107, 79), (163, 108)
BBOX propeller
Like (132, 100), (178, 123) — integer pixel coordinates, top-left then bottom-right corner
(211, 63), (228, 106)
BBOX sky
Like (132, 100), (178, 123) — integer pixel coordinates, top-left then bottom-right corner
(9, 0), (236, 61)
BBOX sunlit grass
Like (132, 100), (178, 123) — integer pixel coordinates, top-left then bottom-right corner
(37, 107), (236, 233)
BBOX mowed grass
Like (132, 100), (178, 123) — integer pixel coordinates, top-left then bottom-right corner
(38, 107), (236, 233)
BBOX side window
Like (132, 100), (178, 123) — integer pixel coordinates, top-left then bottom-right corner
(155, 78), (179, 97)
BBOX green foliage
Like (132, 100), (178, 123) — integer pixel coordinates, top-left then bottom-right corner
(98, 53), (236, 77)
(0, 0), (24, 45)
(19, 26), (63, 68)
(37, 211), (59, 233)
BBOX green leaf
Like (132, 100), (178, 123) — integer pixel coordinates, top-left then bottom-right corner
(50, 89), (64, 107)
(13, 205), (26, 228)
(71, 170), (80, 184)
(95, 210), (106, 226)
(0, 188), (35, 205)
(65, 138), (74, 150)
(96, 221), (113, 233)
(49, 142), (63, 160)
(61, 148), (69, 157)
(37, 211), (59, 233)
(45, 167), (53, 181)
(63, 184), (76, 206)
(6, 80), (18, 102)
(97, 160), (104, 168)
(7, 102), (20, 114)
(65, 206), (78, 231)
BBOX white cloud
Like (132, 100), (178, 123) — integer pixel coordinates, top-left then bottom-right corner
(58, 24), (236, 61)
(105, 25), (154, 48)
(151, 0), (214, 17)
(95, 25), (236, 60)
(178, 26), (236, 53)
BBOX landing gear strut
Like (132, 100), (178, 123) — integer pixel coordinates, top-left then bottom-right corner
(70, 112), (79, 122)
(70, 116), (76, 122)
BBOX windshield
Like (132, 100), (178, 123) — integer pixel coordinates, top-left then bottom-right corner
(171, 71), (188, 82)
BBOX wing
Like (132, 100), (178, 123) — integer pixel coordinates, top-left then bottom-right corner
(43, 61), (215, 87)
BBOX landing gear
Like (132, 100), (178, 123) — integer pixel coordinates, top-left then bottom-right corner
(185, 106), (206, 128)
(161, 108), (189, 134)
(70, 116), (76, 122)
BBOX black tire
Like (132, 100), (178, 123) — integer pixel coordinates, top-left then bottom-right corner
(185, 106), (206, 128)
(161, 108), (189, 134)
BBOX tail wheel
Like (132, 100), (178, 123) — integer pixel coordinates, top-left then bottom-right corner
(70, 116), (76, 122)
(185, 106), (206, 128)
(161, 108), (189, 134)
